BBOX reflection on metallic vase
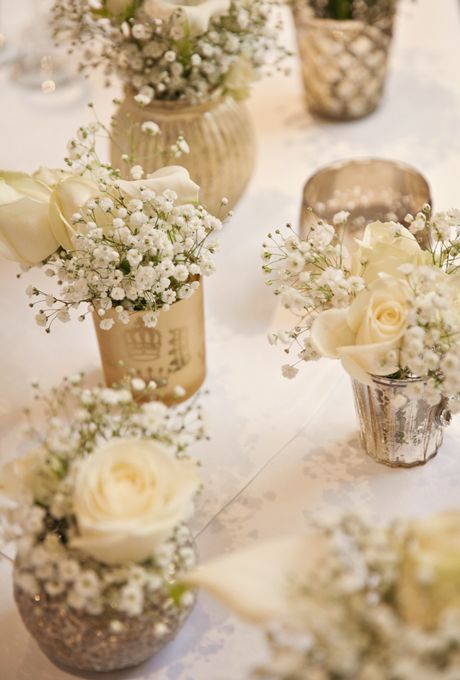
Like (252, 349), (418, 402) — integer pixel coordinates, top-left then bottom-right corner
(111, 92), (257, 215)
(352, 376), (451, 467)
(93, 285), (206, 405)
(14, 544), (196, 673)
(292, 9), (395, 120)
(300, 158), (432, 247)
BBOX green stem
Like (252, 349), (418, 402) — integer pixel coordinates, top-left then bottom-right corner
(327, 0), (353, 20)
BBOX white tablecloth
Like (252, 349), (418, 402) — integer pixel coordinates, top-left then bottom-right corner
(1, 1), (460, 678)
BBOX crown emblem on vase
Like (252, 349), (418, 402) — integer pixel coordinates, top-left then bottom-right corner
(123, 318), (162, 362)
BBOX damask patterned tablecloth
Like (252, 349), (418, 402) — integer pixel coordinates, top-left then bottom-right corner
(0, 0), (460, 678)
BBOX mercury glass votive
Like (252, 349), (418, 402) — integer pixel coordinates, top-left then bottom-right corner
(299, 158), (432, 246)
(292, 9), (395, 121)
(352, 376), (451, 467)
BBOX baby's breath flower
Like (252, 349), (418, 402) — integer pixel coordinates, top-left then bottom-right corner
(51, 0), (289, 105)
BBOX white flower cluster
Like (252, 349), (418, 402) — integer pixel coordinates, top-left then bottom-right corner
(26, 122), (221, 333)
(263, 218), (365, 379)
(1, 374), (205, 616)
(27, 373), (207, 461)
(264, 208), (460, 404)
(15, 524), (195, 618)
(51, 0), (290, 104)
(398, 266), (460, 406)
(255, 515), (460, 680)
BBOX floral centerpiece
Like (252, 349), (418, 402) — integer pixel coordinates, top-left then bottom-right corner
(290, 0), (397, 119)
(0, 117), (221, 402)
(51, 0), (290, 212)
(0, 374), (205, 672)
(263, 208), (460, 465)
(188, 511), (460, 679)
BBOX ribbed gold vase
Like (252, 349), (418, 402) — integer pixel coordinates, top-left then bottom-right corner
(292, 9), (395, 120)
(93, 285), (206, 405)
(111, 92), (257, 215)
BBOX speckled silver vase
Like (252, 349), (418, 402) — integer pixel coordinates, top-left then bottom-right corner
(14, 548), (196, 672)
(352, 376), (451, 467)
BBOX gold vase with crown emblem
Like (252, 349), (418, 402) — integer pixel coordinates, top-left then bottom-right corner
(93, 285), (206, 405)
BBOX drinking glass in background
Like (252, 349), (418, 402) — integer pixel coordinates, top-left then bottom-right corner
(0, 0), (16, 66)
(9, 0), (76, 92)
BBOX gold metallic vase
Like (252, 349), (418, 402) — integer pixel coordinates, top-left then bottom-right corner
(111, 92), (257, 215)
(292, 9), (395, 120)
(93, 286), (206, 405)
(352, 376), (451, 467)
(300, 158), (432, 247)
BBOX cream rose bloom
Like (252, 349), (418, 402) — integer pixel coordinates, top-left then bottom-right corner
(352, 221), (430, 284)
(144, 0), (231, 36)
(398, 511), (460, 630)
(116, 166), (200, 204)
(49, 175), (99, 251)
(71, 439), (200, 565)
(311, 277), (409, 384)
(0, 172), (58, 265)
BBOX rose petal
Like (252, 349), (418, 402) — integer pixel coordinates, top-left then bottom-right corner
(338, 334), (402, 379)
(311, 308), (355, 359)
(116, 166), (200, 205)
(186, 534), (327, 627)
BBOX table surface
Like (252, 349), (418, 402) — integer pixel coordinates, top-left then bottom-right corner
(1, 1), (460, 678)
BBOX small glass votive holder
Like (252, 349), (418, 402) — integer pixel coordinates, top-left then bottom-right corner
(299, 158), (432, 247)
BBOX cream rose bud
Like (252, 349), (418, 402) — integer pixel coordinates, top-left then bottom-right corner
(0, 448), (44, 502)
(398, 511), (460, 630)
(144, 0), (231, 36)
(71, 439), (200, 565)
(311, 277), (409, 384)
(0, 171), (58, 265)
(225, 56), (257, 100)
(116, 166), (200, 205)
(49, 175), (99, 251)
(352, 221), (430, 284)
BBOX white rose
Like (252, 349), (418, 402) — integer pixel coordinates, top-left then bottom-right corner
(311, 277), (409, 384)
(70, 439), (200, 565)
(225, 55), (257, 100)
(352, 221), (430, 284)
(105, 0), (133, 15)
(398, 511), (460, 630)
(49, 175), (99, 251)
(33, 167), (71, 189)
(0, 172), (58, 265)
(144, 0), (231, 36)
(116, 166), (200, 204)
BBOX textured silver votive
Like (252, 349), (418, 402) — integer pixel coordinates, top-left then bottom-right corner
(352, 375), (450, 467)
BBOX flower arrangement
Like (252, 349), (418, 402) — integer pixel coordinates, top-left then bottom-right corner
(51, 0), (290, 105)
(0, 117), (221, 332)
(291, 0), (396, 21)
(263, 207), (460, 406)
(189, 511), (460, 679)
(0, 373), (205, 621)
